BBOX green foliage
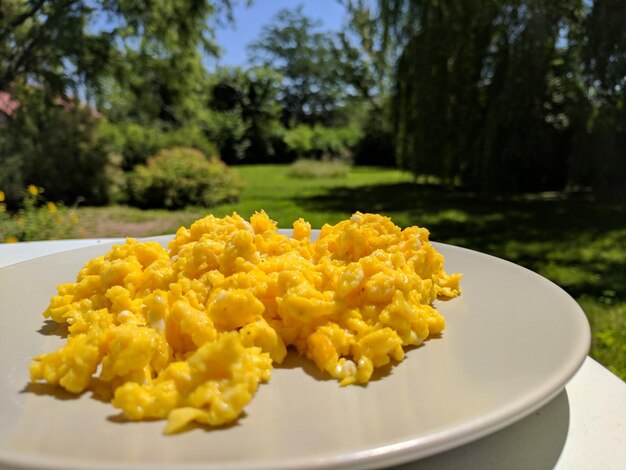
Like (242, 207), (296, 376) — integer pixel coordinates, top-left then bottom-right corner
(248, 6), (350, 125)
(102, 51), (210, 127)
(0, 186), (79, 242)
(287, 159), (351, 179)
(336, 0), (398, 100)
(579, 1), (626, 202)
(126, 147), (242, 210)
(1, 2), (234, 208)
(315, 126), (362, 157)
(283, 124), (362, 159)
(0, 1), (232, 97)
(206, 67), (284, 163)
(100, 120), (218, 171)
(283, 125), (315, 157)
(582, 1), (626, 102)
(0, 85), (117, 205)
(379, 0), (625, 200)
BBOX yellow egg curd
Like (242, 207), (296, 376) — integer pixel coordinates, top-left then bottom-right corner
(29, 211), (461, 433)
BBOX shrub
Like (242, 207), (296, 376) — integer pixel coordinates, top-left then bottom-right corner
(126, 148), (242, 210)
(0, 186), (79, 242)
(287, 159), (351, 179)
(283, 124), (362, 160)
(100, 121), (219, 171)
(283, 125), (315, 158)
(0, 87), (117, 206)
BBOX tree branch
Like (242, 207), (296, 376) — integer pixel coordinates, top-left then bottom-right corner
(0, 0), (81, 90)
(0, 0), (48, 42)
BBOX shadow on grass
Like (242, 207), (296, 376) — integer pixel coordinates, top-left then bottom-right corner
(295, 182), (626, 302)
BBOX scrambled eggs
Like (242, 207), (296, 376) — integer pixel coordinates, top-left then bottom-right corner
(30, 212), (461, 433)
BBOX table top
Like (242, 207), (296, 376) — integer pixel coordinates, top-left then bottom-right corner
(1, 239), (625, 470)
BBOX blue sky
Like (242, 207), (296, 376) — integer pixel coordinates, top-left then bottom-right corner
(213, 0), (346, 67)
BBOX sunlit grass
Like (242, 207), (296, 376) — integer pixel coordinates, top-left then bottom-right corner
(580, 298), (626, 379)
(287, 159), (351, 179)
(203, 164), (414, 227)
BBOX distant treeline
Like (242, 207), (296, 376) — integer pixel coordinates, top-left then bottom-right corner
(0, 1), (624, 204)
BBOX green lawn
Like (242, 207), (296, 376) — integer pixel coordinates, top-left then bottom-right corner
(76, 164), (625, 380)
(206, 165), (416, 225)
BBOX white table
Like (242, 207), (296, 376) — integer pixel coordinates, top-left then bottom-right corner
(1, 239), (625, 470)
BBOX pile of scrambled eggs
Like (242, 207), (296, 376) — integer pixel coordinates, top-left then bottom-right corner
(30, 212), (461, 433)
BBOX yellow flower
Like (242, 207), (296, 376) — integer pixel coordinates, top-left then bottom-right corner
(0, 204), (5, 213)
(5, 237), (18, 244)
(27, 185), (39, 196)
(0, 191), (5, 202)
(47, 201), (58, 213)
(70, 213), (79, 225)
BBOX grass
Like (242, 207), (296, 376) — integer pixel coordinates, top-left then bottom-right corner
(287, 159), (351, 179)
(74, 165), (413, 236)
(7, 164), (624, 380)
(206, 165), (414, 226)
(76, 205), (205, 238)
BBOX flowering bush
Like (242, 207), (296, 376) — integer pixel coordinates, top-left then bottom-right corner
(0, 186), (80, 243)
(0, 86), (115, 205)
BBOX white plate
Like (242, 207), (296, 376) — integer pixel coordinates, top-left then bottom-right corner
(0, 234), (590, 470)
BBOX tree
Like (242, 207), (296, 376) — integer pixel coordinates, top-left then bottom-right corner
(336, 0), (398, 102)
(380, 0), (589, 194)
(579, 0), (626, 201)
(0, 83), (115, 205)
(206, 66), (284, 163)
(0, 1), (233, 109)
(101, 49), (209, 126)
(247, 6), (347, 126)
(335, 1), (400, 166)
(0, 1), (234, 203)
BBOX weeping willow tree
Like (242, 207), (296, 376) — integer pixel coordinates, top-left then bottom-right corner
(390, 0), (504, 189)
(579, 0), (626, 202)
(380, 0), (623, 197)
